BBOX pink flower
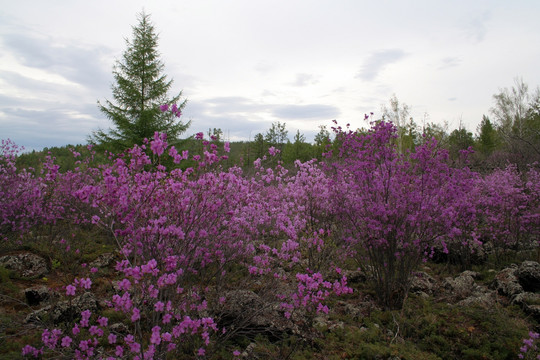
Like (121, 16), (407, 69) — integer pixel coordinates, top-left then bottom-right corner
(150, 326), (161, 345)
(108, 333), (117, 344)
(97, 316), (108, 327)
(115, 346), (124, 357)
(22, 345), (37, 356)
(154, 301), (165, 312)
(129, 341), (140, 353)
(268, 146), (280, 156)
(66, 285), (76, 296)
(79, 278), (92, 289)
(79, 340), (89, 351)
(150, 132), (167, 156)
(61, 336), (72, 347)
(72, 324), (80, 335)
(161, 332), (172, 342)
(159, 104), (169, 112)
(131, 307), (140, 322)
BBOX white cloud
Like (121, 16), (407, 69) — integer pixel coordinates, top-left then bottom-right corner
(356, 49), (408, 82)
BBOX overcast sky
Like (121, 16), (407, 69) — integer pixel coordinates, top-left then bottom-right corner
(1, 0), (539, 151)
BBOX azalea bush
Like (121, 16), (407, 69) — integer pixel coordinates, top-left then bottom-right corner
(477, 164), (539, 263)
(326, 121), (483, 309)
(2, 109), (539, 358)
(9, 108), (350, 358)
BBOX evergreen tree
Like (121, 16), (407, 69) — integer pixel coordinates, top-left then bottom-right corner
(476, 115), (499, 156)
(91, 12), (188, 150)
(313, 125), (331, 159)
(253, 133), (266, 160)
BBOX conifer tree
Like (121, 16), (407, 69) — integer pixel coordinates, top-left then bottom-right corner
(92, 12), (188, 150)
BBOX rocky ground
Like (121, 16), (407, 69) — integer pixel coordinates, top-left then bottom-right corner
(1, 249), (540, 359)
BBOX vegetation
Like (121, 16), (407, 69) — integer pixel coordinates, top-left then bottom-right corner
(2, 111), (540, 358)
(90, 12), (189, 151)
(2, 12), (540, 357)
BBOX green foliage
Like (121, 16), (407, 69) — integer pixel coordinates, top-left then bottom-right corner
(282, 130), (313, 163)
(448, 126), (475, 160)
(476, 115), (500, 156)
(264, 122), (288, 160)
(91, 12), (189, 151)
(0, 266), (18, 296)
(313, 125), (331, 160)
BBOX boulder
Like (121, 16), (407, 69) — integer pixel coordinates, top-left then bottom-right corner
(457, 290), (496, 308)
(516, 261), (540, 292)
(512, 291), (540, 307)
(490, 265), (524, 297)
(25, 292), (99, 324)
(24, 286), (56, 306)
(410, 271), (436, 295)
(443, 271), (479, 299)
(442, 270), (495, 307)
(0, 252), (48, 278)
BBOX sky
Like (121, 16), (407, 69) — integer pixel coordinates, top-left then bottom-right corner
(1, 0), (540, 151)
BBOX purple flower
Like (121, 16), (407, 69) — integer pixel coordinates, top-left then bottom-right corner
(66, 285), (76, 296)
(97, 316), (108, 327)
(61, 336), (72, 347)
(131, 307), (140, 322)
(159, 104), (169, 112)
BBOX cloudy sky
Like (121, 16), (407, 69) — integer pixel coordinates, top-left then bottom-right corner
(1, 0), (539, 151)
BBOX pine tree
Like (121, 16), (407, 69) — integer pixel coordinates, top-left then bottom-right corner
(92, 12), (189, 150)
(476, 115), (499, 156)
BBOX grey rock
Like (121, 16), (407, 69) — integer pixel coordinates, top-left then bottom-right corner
(490, 265), (524, 297)
(457, 290), (496, 308)
(512, 292), (540, 306)
(313, 315), (344, 331)
(524, 304), (540, 321)
(516, 261), (540, 292)
(241, 342), (258, 359)
(443, 271), (476, 298)
(25, 292), (99, 324)
(410, 271), (436, 295)
(89, 253), (115, 268)
(0, 252), (48, 278)
(24, 286), (56, 306)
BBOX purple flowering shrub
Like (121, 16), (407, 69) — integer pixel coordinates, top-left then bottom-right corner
(9, 121), (349, 357)
(326, 121), (484, 309)
(3, 109), (539, 357)
(477, 165), (537, 261)
(0, 139), (62, 238)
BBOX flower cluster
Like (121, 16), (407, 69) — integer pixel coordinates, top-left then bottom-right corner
(519, 331), (540, 359)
